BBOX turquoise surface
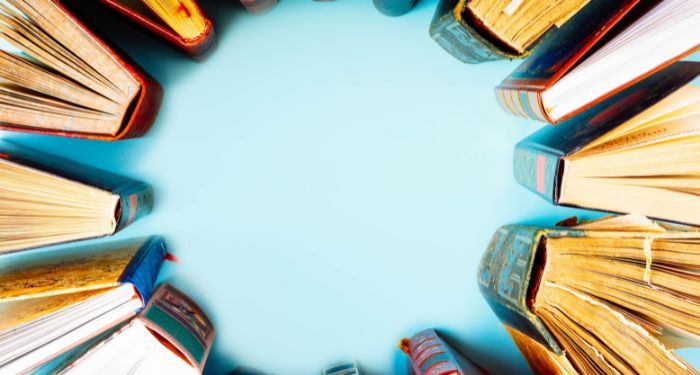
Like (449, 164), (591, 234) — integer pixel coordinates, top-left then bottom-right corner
(5, 1), (699, 374)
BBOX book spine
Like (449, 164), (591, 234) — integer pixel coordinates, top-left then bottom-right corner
(114, 182), (153, 232)
(373, 0), (417, 17)
(495, 86), (552, 123)
(513, 142), (563, 204)
(477, 225), (561, 354)
(429, 0), (512, 64)
(401, 329), (486, 375)
(141, 284), (215, 371)
(120, 236), (167, 304)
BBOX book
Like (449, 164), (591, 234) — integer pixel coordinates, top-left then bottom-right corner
(514, 61), (700, 226)
(97, 0), (216, 58)
(496, 0), (700, 123)
(0, 0), (162, 140)
(322, 361), (361, 375)
(478, 214), (700, 374)
(0, 142), (153, 253)
(373, 0), (416, 17)
(230, 367), (268, 375)
(429, 0), (588, 64)
(62, 283), (215, 375)
(399, 329), (487, 375)
(239, 0), (278, 14)
(0, 236), (167, 374)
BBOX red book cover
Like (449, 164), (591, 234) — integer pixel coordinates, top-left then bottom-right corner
(0, 0), (163, 141)
(99, 0), (216, 59)
(400, 329), (488, 375)
(495, 0), (699, 124)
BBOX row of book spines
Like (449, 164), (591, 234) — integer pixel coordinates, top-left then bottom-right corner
(494, 86), (551, 123)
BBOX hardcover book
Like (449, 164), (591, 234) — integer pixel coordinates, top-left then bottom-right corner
(496, 0), (700, 123)
(97, 0), (216, 58)
(0, 0), (162, 140)
(478, 214), (700, 374)
(399, 329), (487, 375)
(373, 0), (416, 17)
(514, 61), (700, 225)
(0, 236), (167, 374)
(0, 142), (153, 253)
(239, 0), (278, 14)
(62, 283), (215, 375)
(430, 0), (589, 64)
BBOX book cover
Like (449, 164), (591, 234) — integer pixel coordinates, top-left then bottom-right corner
(399, 329), (487, 375)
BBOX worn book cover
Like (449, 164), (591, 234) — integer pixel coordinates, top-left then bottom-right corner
(479, 215), (700, 373)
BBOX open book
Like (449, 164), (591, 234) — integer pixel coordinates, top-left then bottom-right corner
(0, 142), (152, 253)
(479, 215), (700, 374)
(61, 283), (214, 375)
(0, 237), (166, 374)
(497, 0), (699, 123)
(515, 61), (700, 225)
(0, 0), (162, 140)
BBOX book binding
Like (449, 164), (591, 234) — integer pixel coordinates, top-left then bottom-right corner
(513, 144), (563, 204)
(120, 237), (167, 305)
(477, 225), (562, 354)
(140, 283), (215, 372)
(400, 329), (486, 375)
(430, 0), (518, 64)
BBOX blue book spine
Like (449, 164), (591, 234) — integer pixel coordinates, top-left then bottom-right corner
(120, 236), (167, 305)
(513, 143), (562, 204)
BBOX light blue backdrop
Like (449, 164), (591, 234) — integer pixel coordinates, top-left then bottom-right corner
(5, 1), (699, 374)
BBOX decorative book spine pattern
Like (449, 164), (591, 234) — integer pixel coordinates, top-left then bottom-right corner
(400, 329), (486, 375)
(477, 226), (561, 353)
(495, 86), (550, 122)
(141, 283), (215, 371)
(429, 0), (515, 64)
(512, 143), (562, 204)
(115, 183), (154, 232)
(120, 237), (167, 304)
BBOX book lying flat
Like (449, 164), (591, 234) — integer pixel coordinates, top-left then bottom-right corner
(62, 283), (215, 375)
(479, 215), (700, 374)
(430, 0), (589, 64)
(97, 0), (215, 58)
(239, 0), (278, 14)
(0, 142), (152, 253)
(399, 329), (487, 375)
(0, 0), (162, 140)
(514, 61), (700, 226)
(496, 0), (700, 123)
(373, 0), (416, 17)
(0, 237), (166, 374)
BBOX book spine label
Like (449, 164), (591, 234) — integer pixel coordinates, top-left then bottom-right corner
(429, 0), (511, 64)
(141, 284), (215, 371)
(513, 143), (562, 204)
(120, 236), (166, 304)
(477, 225), (561, 353)
(115, 182), (153, 232)
(495, 86), (551, 123)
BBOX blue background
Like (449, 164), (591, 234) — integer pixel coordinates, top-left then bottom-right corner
(4, 1), (700, 374)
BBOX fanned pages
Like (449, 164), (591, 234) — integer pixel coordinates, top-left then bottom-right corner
(98, 0), (215, 58)
(514, 61), (700, 226)
(430, 0), (588, 64)
(0, 237), (166, 374)
(0, 142), (152, 253)
(478, 215), (700, 374)
(62, 283), (214, 375)
(0, 0), (162, 139)
(497, 0), (700, 123)
(399, 329), (487, 374)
